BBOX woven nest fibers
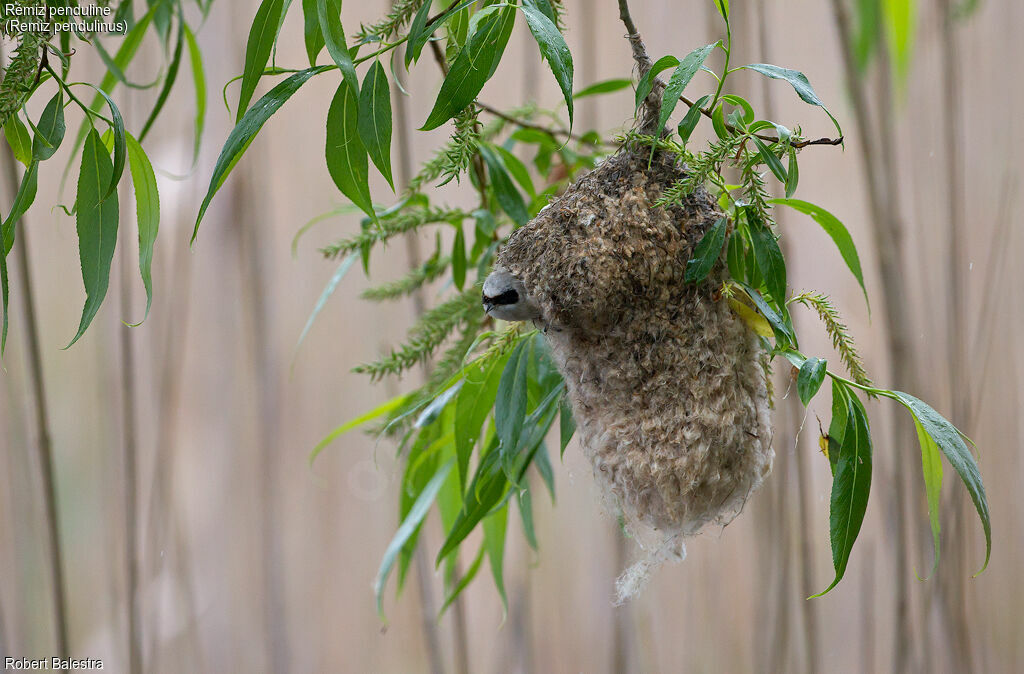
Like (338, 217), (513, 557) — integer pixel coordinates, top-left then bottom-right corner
(489, 149), (774, 599)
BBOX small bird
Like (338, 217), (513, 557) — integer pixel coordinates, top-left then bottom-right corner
(482, 269), (542, 322)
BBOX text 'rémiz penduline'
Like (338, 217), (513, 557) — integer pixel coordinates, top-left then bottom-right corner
(3, 2), (126, 35)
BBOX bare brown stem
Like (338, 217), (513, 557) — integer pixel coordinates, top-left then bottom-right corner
(1, 145), (70, 665)
(393, 22), (446, 674)
(118, 160), (142, 674)
(828, 1), (915, 670)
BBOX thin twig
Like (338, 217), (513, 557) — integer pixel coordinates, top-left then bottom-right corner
(1, 145), (70, 665)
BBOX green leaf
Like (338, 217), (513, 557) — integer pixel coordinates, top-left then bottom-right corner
(237, 0), (286, 123)
(797, 357), (827, 405)
(453, 352), (505, 488)
(738, 283), (795, 346)
(138, 22), (184, 142)
(720, 93), (754, 126)
(183, 24), (207, 168)
(913, 417), (943, 577)
(438, 545), (485, 616)
(685, 217), (727, 284)
(521, 0), (574, 130)
(195, 66), (332, 241)
(32, 91), (66, 161)
(301, 0), (325, 66)
(404, 0), (435, 66)
(889, 391), (990, 575)
(558, 396), (574, 457)
(714, 0), (730, 21)
(309, 392), (411, 464)
(479, 144), (528, 226)
(84, 85), (126, 202)
(421, 6), (516, 131)
(740, 63), (842, 137)
(785, 147), (799, 198)
(318, 0), (359, 95)
(493, 146), (535, 197)
(1, 160), (38, 353)
(482, 503), (509, 615)
(495, 338), (531, 457)
(769, 198), (868, 311)
(296, 253), (357, 351)
(634, 54), (678, 110)
(357, 61), (394, 190)
(326, 81), (374, 219)
(677, 94), (710, 145)
(517, 486), (537, 549)
(124, 133), (160, 325)
(748, 215), (787, 305)
(813, 392), (872, 597)
(572, 78), (631, 100)
(726, 229), (745, 280)
(375, 459), (453, 618)
(451, 225), (466, 290)
(654, 43), (717, 140)
(437, 444), (508, 564)
(68, 130), (119, 348)
(752, 136), (787, 184)
(882, 0), (916, 85)
(4, 115), (33, 167)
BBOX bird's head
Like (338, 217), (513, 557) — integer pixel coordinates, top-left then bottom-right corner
(482, 269), (542, 323)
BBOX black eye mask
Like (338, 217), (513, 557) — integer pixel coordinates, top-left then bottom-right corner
(488, 288), (519, 306)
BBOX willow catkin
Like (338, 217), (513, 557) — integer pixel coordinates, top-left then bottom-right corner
(495, 149), (773, 601)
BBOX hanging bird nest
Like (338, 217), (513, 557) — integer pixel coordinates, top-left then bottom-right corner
(489, 147), (773, 601)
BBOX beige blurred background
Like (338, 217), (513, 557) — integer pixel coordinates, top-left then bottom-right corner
(1, 0), (1022, 672)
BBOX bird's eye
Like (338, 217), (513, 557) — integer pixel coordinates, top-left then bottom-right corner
(491, 289), (519, 306)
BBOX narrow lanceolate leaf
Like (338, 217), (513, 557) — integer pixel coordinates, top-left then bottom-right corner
(770, 198), (868, 311)
(685, 216), (727, 283)
(454, 349), (511, 489)
(183, 24), (208, 167)
(890, 391), (990, 574)
(740, 63), (842, 137)
(753, 136), (787, 184)
(451, 225), (466, 290)
(317, 0), (358, 95)
(375, 459), (453, 619)
(656, 43), (717, 139)
(573, 78), (631, 100)
(125, 133), (159, 324)
(913, 417), (943, 577)
(1, 160), (38, 353)
(68, 130), (119, 348)
(421, 6), (516, 131)
(748, 216), (787, 305)
(357, 61), (394, 190)
(785, 146), (799, 197)
(326, 82), (374, 219)
(796, 356), (827, 405)
(677, 94), (710, 145)
(634, 55), (679, 109)
(87, 86), (126, 201)
(495, 338), (530, 457)
(4, 115), (33, 166)
(482, 504), (509, 616)
(195, 66), (332, 241)
(138, 22), (184, 142)
(309, 392), (411, 464)
(813, 392), (872, 597)
(301, 0), (325, 66)
(404, 0), (435, 67)
(237, 0), (285, 123)
(559, 396), (575, 457)
(296, 253), (356, 352)
(479, 144), (528, 226)
(521, 0), (574, 130)
(33, 91), (66, 161)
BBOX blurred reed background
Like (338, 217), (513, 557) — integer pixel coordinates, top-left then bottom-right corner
(1, 0), (1021, 672)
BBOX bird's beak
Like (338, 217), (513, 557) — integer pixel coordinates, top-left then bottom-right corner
(483, 300), (494, 315)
